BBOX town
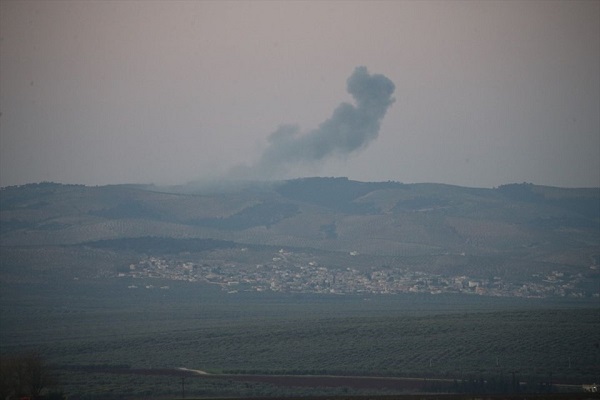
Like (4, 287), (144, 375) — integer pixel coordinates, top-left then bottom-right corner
(116, 249), (594, 299)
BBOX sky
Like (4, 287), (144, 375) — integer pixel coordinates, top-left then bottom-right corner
(1, 1), (598, 188)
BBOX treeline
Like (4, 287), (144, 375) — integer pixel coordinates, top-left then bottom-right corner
(82, 236), (236, 254)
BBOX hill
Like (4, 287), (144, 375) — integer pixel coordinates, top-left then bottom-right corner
(1, 178), (599, 398)
(1, 178), (598, 296)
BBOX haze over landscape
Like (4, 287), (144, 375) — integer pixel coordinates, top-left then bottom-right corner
(1, 2), (599, 398)
(1, 0), (599, 188)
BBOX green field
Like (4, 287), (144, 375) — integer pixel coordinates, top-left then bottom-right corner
(1, 275), (598, 398)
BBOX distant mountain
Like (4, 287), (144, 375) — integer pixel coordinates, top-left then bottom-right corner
(1, 178), (598, 282)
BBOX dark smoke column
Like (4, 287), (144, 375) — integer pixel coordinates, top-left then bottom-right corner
(236, 66), (395, 178)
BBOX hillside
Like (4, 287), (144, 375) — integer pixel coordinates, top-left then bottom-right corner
(1, 178), (598, 295)
(1, 178), (599, 398)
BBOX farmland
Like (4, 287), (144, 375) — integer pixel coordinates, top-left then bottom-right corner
(1, 272), (598, 398)
(1, 179), (599, 398)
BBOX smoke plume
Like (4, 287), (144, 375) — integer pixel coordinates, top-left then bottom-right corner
(232, 66), (395, 179)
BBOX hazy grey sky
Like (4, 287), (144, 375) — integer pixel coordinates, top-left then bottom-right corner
(1, 1), (598, 188)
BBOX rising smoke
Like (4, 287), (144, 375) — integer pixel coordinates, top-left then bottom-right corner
(231, 66), (395, 179)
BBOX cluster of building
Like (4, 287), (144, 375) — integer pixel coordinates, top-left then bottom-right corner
(116, 250), (593, 298)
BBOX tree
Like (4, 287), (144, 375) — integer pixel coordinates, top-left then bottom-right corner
(0, 355), (15, 400)
(23, 352), (50, 398)
(0, 351), (54, 399)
